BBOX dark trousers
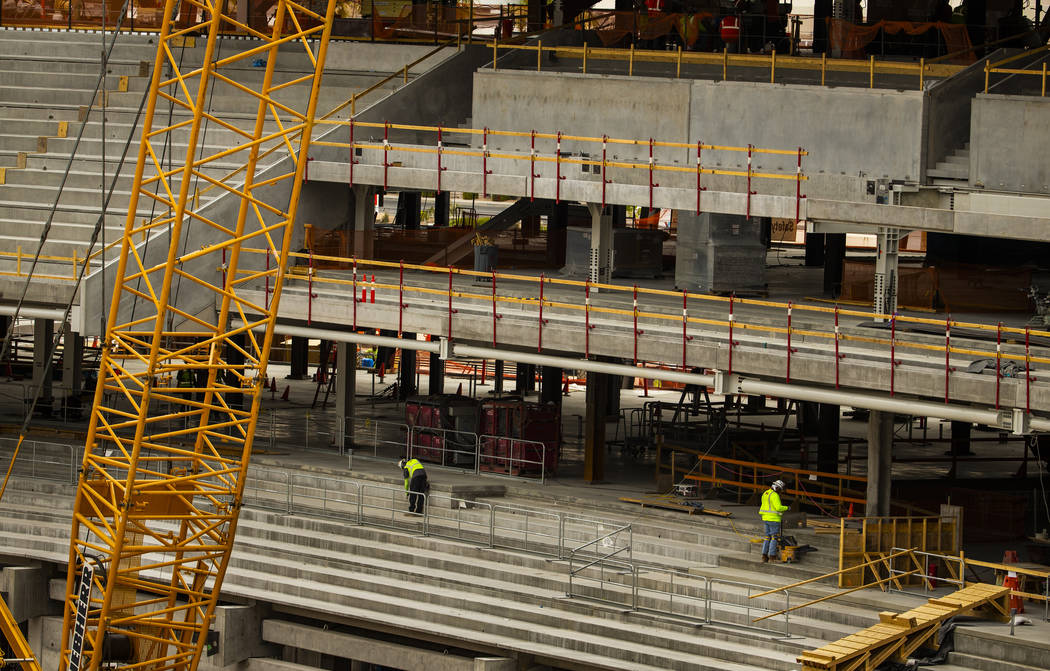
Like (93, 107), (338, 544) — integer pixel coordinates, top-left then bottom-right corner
(408, 473), (428, 513)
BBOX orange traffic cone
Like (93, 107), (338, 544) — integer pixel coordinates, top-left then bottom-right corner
(456, 383), (462, 395)
(269, 377), (277, 392)
(281, 385), (290, 401)
(562, 375), (570, 396)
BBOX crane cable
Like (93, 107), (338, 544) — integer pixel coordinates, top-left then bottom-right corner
(0, 5), (154, 503)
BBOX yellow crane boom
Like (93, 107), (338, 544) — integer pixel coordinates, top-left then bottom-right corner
(35, 1), (338, 669)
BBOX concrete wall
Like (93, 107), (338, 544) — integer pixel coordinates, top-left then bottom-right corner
(688, 81), (924, 182)
(471, 72), (926, 204)
(970, 94), (1050, 194)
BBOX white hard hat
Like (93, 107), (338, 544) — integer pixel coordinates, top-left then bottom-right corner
(772, 480), (785, 491)
(398, 459), (406, 469)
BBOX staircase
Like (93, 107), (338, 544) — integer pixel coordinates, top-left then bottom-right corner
(927, 142), (970, 186)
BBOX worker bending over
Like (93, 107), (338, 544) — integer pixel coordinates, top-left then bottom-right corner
(759, 479), (789, 562)
(400, 457), (429, 514)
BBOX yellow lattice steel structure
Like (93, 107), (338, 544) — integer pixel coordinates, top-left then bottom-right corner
(56, 0), (336, 668)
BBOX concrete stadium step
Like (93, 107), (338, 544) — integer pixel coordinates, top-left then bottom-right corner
(0, 85), (100, 108)
(0, 55), (145, 75)
(0, 32), (159, 62)
(946, 625), (1050, 671)
(233, 508), (852, 646)
(224, 564), (796, 671)
(246, 659), (318, 671)
(0, 69), (147, 92)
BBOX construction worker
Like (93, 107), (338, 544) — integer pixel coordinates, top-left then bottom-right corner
(759, 479), (789, 562)
(400, 457), (428, 514)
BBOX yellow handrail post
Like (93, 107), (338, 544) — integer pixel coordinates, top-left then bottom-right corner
(723, 46), (728, 80)
(821, 52), (826, 86)
(676, 45), (682, 78)
(351, 93), (356, 116)
(537, 40), (542, 71)
(403, 64), (408, 83)
(1043, 62), (1047, 97)
(583, 42), (588, 74)
(629, 42), (634, 76)
(72, 249), (78, 280)
(770, 49), (776, 83)
(869, 55), (875, 88)
(468, 0), (473, 44)
(16, 245), (21, 276)
(984, 60), (990, 92)
(919, 57), (924, 90)
(492, 40), (498, 70)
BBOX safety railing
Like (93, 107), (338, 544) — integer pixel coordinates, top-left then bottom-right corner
(984, 46), (1050, 95)
(890, 547), (1050, 621)
(407, 425), (479, 469)
(0, 436), (80, 485)
(684, 454), (868, 516)
(312, 119), (808, 216)
(478, 434), (547, 483)
(481, 40), (962, 91)
(256, 251), (1050, 414)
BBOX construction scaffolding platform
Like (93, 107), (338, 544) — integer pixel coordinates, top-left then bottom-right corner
(798, 583), (1011, 671)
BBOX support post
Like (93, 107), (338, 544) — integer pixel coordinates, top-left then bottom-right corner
(493, 359), (504, 396)
(540, 365), (562, 412)
(817, 403), (840, 474)
(398, 335), (417, 400)
(824, 233), (846, 297)
(351, 184), (376, 259)
(429, 347), (445, 395)
(584, 371), (611, 483)
(32, 318), (54, 407)
(873, 227), (899, 320)
(335, 342), (356, 451)
(434, 190), (450, 228)
(587, 202), (612, 288)
(866, 410), (893, 516)
(289, 336), (310, 380)
(61, 326), (84, 398)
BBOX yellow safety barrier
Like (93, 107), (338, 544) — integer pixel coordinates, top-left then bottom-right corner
(983, 45), (1050, 95)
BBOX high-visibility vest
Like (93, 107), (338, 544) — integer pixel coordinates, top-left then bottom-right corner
(403, 458), (426, 490)
(720, 15), (741, 42)
(759, 488), (788, 522)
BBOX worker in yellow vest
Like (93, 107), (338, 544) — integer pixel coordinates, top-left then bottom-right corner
(759, 479), (789, 562)
(399, 457), (429, 514)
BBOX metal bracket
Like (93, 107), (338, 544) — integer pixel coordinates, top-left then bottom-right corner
(712, 370), (738, 396)
(999, 408), (1032, 435)
(439, 338), (453, 360)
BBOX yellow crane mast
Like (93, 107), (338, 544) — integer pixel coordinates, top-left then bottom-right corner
(34, 1), (338, 669)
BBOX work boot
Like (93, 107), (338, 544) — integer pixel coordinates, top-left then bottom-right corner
(761, 555), (769, 563)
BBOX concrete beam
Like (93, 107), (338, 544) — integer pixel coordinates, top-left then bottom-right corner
(1, 566), (50, 623)
(263, 619), (483, 671)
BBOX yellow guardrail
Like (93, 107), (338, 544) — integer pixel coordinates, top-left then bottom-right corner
(984, 46), (1050, 95)
(483, 41), (962, 90)
(245, 250), (1050, 391)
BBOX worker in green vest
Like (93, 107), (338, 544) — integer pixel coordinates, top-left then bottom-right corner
(399, 457), (429, 514)
(759, 479), (789, 562)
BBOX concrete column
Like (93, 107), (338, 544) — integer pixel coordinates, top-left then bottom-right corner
(0, 314), (10, 359)
(548, 200), (568, 267)
(351, 184), (375, 259)
(866, 410), (893, 517)
(873, 227), (899, 320)
(398, 337), (417, 400)
(949, 421), (974, 456)
(798, 401), (819, 470)
(61, 326), (83, 398)
(824, 233), (846, 297)
(584, 371), (611, 483)
(804, 232), (825, 267)
(396, 191), (422, 230)
(515, 363), (535, 394)
(428, 349), (445, 395)
(32, 318), (54, 404)
(335, 342), (355, 452)
(493, 359), (504, 396)
(288, 336), (309, 380)
(587, 203), (612, 287)
(429, 190), (447, 227)
(816, 403), (840, 474)
(199, 603), (276, 670)
(1, 566), (50, 623)
(540, 366), (562, 411)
